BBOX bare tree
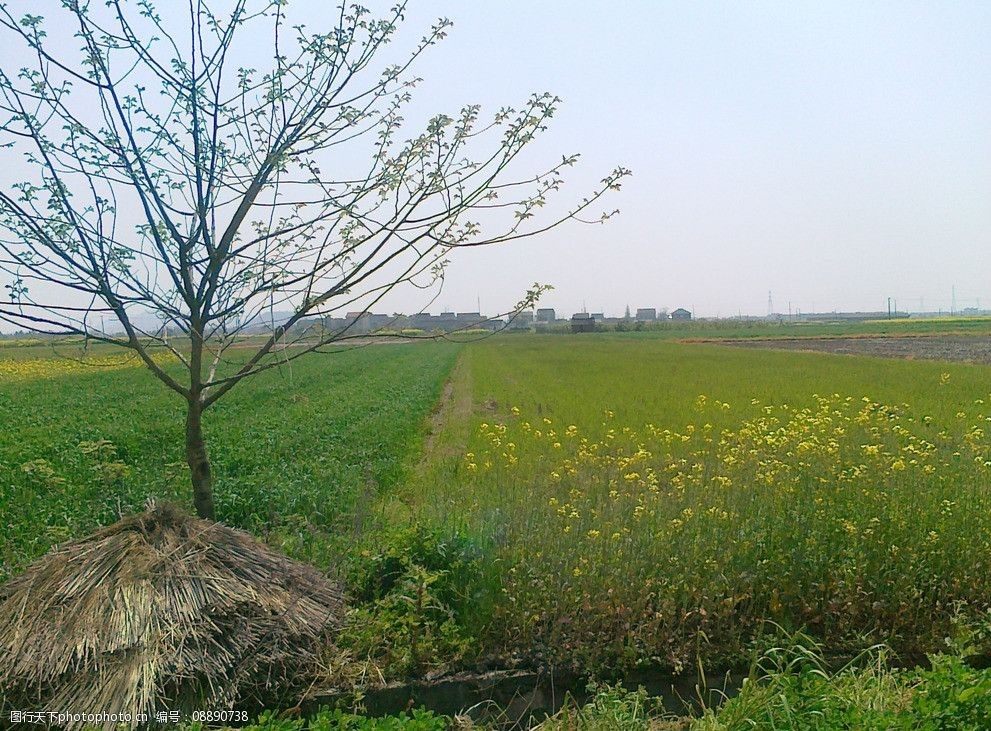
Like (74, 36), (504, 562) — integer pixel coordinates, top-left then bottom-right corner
(0, 1), (629, 519)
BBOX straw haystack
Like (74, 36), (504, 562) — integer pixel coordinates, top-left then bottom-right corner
(0, 504), (344, 728)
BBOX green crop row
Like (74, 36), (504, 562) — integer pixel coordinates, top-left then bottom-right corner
(0, 342), (461, 581)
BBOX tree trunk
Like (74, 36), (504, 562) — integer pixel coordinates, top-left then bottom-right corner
(186, 397), (215, 520)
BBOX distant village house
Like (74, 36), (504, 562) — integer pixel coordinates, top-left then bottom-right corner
(571, 312), (596, 333)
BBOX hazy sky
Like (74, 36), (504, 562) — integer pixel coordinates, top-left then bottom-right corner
(389, 0), (990, 317)
(2, 1), (989, 323)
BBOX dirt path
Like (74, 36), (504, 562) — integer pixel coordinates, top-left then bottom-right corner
(416, 353), (475, 476)
(710, 334), (991, 365)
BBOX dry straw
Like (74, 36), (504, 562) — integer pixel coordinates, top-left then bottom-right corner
(0, 503), (344, 728)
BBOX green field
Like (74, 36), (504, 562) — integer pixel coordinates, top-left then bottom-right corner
(0, 341), (460, 581)
(5, 331), (991, 727)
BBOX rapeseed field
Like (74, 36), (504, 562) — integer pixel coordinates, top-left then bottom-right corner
(408, 336), (991, 672)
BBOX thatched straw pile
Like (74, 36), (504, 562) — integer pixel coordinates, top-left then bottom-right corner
(0, 504), (344, 728)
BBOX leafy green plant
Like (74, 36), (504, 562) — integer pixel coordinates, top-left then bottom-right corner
(350, 527), (484, 613)
(537, 683), (665, 730)
(19, 458), (66, 488)
(909, 654), (991, 730)
(343, 528), (484, 677)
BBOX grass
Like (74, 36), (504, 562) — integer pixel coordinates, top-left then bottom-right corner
(691, 630), (991, 730)
(401, 335), (991, 673)
(0, 341), (461, 581)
